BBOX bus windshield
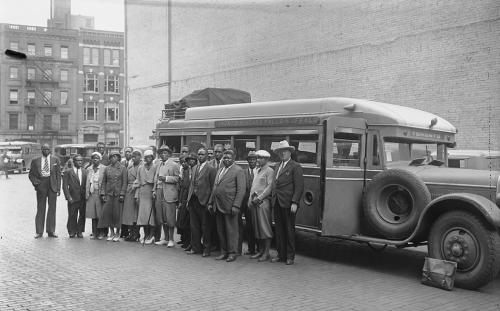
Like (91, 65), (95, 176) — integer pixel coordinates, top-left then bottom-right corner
(384, 140), (446, 166)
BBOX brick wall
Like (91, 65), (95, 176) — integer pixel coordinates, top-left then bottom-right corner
(126, 0), (500, 150)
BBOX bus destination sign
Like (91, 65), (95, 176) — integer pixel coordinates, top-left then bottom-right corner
(215, 116), (319, 128)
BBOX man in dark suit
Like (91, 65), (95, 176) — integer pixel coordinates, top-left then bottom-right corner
(186, 149), (216, 256)
(207, 144), (224, 251)
(62, 154), (87, 238)
(208, 150), (246, 262)
(29, 143), (61, 238)
(271, 141), (304, 265)
(238, 151), (257, 255)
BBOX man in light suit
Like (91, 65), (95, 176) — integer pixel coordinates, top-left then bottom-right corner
(29, 143), (61, 238)
(208, 150), (246, 262)
(186, 149), (216, 256)
(238, 151), (257, 256)
(153, 145), (180, 247)
(62, 154), (87, 238)
(271, 141), (304, 265)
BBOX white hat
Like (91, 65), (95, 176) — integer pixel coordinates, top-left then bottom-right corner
(91, 152), (102, 160)
(255, 150), (271, 158)
(273, 140), (295, 154)
(144, 150), (154, 157)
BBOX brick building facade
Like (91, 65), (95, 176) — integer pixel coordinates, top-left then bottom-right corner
(125, 0), (499, 150)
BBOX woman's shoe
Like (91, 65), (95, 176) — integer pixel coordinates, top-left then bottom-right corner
(250, 253), (263, 259)
(112, 234), (120, 242)
(124, 234), (133, 241)
(129, 234), (140, 242)
(145, 236), (155, 245)
(106, 236), (113, 241)
(258, 254), (271, 262)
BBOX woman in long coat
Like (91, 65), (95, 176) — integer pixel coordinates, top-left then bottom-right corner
(135, 150), (157, 244)
(98, 151), (127, 242)
(85, 152), (106, 239)
(122, 150), (143, 241)
(249, 150), (275, 261)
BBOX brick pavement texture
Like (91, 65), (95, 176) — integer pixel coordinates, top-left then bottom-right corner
(1, 174), (499, 310)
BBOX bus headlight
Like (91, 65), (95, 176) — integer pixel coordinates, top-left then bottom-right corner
(15, 159), (23, 163)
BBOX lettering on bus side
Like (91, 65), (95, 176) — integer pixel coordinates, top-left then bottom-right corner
(214, 116), (319, 128)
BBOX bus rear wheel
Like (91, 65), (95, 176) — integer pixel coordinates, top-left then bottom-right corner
(428, 210), (500, 290)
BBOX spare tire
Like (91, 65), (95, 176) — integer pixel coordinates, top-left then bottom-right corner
(363, 168), (431, 239)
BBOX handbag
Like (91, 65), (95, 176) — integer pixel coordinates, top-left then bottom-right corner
(421, 257), (457, 291)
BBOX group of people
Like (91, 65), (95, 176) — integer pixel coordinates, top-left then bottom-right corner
(30, 140), (304, 265)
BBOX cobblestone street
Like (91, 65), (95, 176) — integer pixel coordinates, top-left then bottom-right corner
(1, 173), (499, 311)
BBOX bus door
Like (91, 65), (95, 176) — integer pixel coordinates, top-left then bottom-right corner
(321, 116), (367, 236)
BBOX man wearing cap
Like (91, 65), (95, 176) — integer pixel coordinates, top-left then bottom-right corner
(122, 150), (143, 241)
(249, 150), (275, 261)
(62, 154), (87, 238)
(271, 141), (304, 265)
(86, 151), (106, 239)
(208, 150), (246, 262)
(153, 145), (180, 247)
(29, 143), (61, 238)
(98, 151), (127, 241)
(186, 148), (216, 256)
(237, 151), (258, 256)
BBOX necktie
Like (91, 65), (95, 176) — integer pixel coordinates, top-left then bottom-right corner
(250, 168), (254, 182)
(44, 157), (49, 173)
(276, 162), (284, 179)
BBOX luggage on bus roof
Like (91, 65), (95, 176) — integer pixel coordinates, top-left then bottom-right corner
(168, 88), (251, 109)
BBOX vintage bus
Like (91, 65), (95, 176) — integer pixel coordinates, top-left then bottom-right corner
(0, 141), (41, 173)
(153, 97), (500, 290)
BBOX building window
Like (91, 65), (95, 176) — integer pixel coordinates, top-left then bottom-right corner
(43, 91), (52, 105)
(86, 19), (92, 28)
(10, 67), (18, 79)
(10, 90), (18, 104)
(104, 49), (111, 65)
(84, 101), (98, 121)
(60, 115), (69, 131)
(61, 46), (68, 59)
(60, 91), (68, 105)
(28, 44), (36, 55)
(105, 75), (119, 93)
(43, 69), (52, 80)
(60, 69), (68, 81)
(27, 68), (36, 80)
(9, 114), (19, 130)
(44, 44), (52, 56)
(43, 115), (53, 131)
(10, 42), (18, 52)
(92, 48), (99, 65)
(105, 102), (119, 122)
(27, 90), (36, 105)
(112, 50), (119, 66)
(83, 47), (90, 64)
(84, 73), (99, 92)
(27, 114), (35, 131)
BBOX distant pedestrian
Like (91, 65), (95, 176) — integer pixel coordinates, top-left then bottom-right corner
(271, 141), (304, 265)
(208, 150), (245, 262)
(135, 150), (157, 244)
(1, 148), (11, 179)
(153, 145), (180, 247)
(29, 143), (61, 239)
(98, 151), (127, 242)
(85, 152), (106, 240)
(62, 154), (87, 238)
(249, 150), (274, 261)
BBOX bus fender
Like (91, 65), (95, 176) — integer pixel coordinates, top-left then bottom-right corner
(411, 193), (500, 241)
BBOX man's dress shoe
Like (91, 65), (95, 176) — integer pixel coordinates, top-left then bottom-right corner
(258, 255), (271, 262)
(69, 234), (76, 238)
(270, 257), (285, 263)
(226, 255), (237, 262)
(202, 253), (211, 257)
(186, 250), (199, 255)
(34, 233), (43, 239)
(48, 233), (58, 238)
(250, 253), (262, 259)
(286, 259), (294, 265)
(77, 233), (83, 238)
(215, 254), (228, 260)
(244, 251), (256, 256)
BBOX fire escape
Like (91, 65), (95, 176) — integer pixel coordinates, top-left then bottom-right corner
(23, 49), (59, 137)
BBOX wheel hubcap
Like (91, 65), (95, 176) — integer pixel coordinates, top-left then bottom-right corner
(376, 184), (414, 224)
(442, 228), (478, 271)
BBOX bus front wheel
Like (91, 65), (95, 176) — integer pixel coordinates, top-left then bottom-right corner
(428, 210), (500, 290)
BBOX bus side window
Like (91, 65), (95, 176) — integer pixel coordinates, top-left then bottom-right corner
(372, 134), (380, 166)
(212, 135), (231, 151)
(161, 136), (182, 154)
(290, 134), (318, 165)
(260, 135), (286, 163)
(184, 135), (206, 154)
(234, 135), (257, 161)
(333, 132), (361, 167)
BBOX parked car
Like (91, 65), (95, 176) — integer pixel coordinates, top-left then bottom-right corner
(431, 150), (500, 171)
